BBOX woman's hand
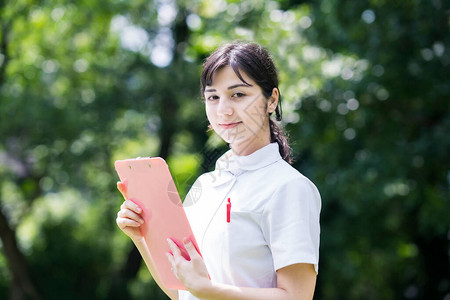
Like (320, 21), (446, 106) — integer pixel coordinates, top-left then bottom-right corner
(116, 182), (145, 242)
(166, 238), (211, 297)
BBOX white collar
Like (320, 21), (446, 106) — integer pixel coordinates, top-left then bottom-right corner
(215, 143), (282, 176)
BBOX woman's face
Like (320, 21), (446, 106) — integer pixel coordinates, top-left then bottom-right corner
(204, 66), (278, 156)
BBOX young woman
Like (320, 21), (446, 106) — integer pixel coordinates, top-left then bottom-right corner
(116, 42), (321, 300)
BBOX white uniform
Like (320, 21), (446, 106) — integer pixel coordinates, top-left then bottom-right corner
(179, 143), (321, 300)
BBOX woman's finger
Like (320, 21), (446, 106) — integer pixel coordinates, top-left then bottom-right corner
(117, 181), (128, 199)
(167, 238), (182, 259)
(183, 238), (201, 260)
(166, 253), (179, 278)
(122, 199), (142, 214)
(116, 216), (141, 228)
(117, 208), (144, 224)
(166, 252), (175, 266)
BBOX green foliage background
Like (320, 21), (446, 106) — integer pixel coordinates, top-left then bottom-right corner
(0, 0), (448, 299)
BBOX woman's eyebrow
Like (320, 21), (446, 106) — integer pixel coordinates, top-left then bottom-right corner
(228, 83), (252, 89)
(204, 83), (253, 93)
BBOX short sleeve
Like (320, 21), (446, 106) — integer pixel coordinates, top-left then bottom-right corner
(261, 176), (321, 273)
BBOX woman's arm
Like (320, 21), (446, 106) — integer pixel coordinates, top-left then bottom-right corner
(133, 239), (179, 300)
(198, 264), (316, 300)
(116, 183), (178, 300)
(167, 239), (316, 300)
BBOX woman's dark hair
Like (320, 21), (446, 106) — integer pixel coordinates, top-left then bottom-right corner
(200, 41), (293, 164)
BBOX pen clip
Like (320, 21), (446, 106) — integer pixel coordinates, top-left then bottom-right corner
(227, 197), (231, 223)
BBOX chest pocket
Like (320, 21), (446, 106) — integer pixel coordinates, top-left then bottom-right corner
(224, 209), (267, 258)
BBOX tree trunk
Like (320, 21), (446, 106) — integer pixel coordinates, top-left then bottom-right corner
(0, 185), (41, 300)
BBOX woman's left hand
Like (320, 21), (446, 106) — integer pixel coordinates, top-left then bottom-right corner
(166, 238), (212, 296)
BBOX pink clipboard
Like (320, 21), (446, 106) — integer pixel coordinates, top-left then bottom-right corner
(114, 157), (200, 290)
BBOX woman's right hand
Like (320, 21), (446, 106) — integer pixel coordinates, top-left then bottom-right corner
(116, 182), (145, 242)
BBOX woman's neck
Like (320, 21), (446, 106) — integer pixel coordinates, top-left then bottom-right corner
(230, 131), (271, 156)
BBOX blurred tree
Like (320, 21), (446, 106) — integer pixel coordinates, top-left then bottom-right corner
(290, 0), (450, 299)
(0, 0), (204, 299)
(0, 1), (131, 299)
(0, 0), (448, 299)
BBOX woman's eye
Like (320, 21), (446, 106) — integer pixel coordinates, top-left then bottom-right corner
(232, 92), (245, 98)
(206, 95), (219, 101)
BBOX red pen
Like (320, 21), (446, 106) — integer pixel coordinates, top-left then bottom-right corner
(227, 197), (231, 223)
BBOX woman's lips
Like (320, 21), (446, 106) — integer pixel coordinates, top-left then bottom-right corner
(219, 121), (242, 129)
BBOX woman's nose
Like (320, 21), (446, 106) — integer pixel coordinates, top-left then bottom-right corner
(217, 98), (233, 116)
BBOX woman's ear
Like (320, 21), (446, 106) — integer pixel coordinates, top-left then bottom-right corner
(267, 88), (279, 114)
